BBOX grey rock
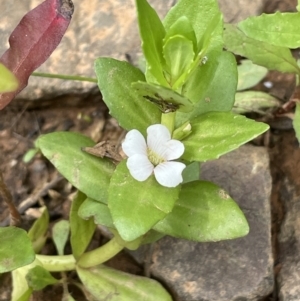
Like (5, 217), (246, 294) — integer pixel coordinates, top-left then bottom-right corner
(218, 0), (267, 23)
(132, 145), (273, 301)
(0, 0), (267, 102)
(275, 133), (300, 301)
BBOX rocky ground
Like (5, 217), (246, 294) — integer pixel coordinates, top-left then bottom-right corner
(1, 0), (300, 300)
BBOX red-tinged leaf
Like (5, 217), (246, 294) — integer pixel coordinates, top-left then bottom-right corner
(0, 0), (74, 110)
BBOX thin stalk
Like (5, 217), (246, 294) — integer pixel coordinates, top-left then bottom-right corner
(161, 112), (176, 134)
(0, 171), (21, 226)
(36, 254), (76, 272)
(77, 237), (124, 268)
(32, 72), (98, 83)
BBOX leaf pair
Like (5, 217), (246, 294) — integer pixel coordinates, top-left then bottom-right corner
(36, 123), (262, 243)
(136, 0), (222, 91)
(224, 14), (300, 75)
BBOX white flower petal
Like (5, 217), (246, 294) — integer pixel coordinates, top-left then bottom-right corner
(122, 129), (147, 157)
(147, 124), (171, 157)
(161, 139), (185, 160)
(127, 154), (154, 181)
(154, 161), (186, 187)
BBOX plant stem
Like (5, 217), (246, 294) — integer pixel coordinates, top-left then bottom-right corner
(32, 72), (98, 83)
(36, 254), (76, 272)
(161, 112), (176, 134)
(77, 237), (124, 268)
(0, 171), (21, 226)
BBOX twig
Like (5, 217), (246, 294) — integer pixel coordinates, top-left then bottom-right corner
(0, 171), (22, 226)
(0, 174), (64, 227)
(18, 175), (64, 213)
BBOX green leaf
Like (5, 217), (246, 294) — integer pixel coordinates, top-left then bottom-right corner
(109, 229), (143, 251)
(168, 12), (223, 92)
(77, 265), (172, 301)
(0, 227), (35, 273)
(11, 260), (42, 301)
(52, 220), (69, 256)
(233, 91), (280, 114)
(196, 12), (222, 55)
(182, 162), (199, 184)
(140, 230), (165, 245)
(163, 35), (194, 87)
(182, 111), (269, 162)
(293, 103), (300, 143)
(164, 16), (197, 54)
(28, 206), (49, 253)
(297, 1), (300, 11)
(70, 192), (96, 259)
(163, 0), (223, 54)
(238, 12), (300, 49)
(154, 181), (249, 241)
(135, 0), (167, 86)
(94, 58), (161, 136)
(0, 63), (18, 93)
(23, 148), (39, 163)
(108, 161), (180, 241)
(132, 81), (193, 113)
(176, 51), (237, 126)
(14, 288), (32, 301)
(26, 266), (58, 290)
(36, 132), (115, 203)
(78, 197), (114, 228)
(172, 121), (192, 140)
(237, 60), (268, 91)
(12, 269), (33, 301)
(224, 24), (300, 74)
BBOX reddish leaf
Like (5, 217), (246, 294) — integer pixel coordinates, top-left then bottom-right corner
(0, 0), (74, 110)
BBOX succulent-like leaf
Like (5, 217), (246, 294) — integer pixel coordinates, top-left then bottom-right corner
(233, 91), (280, 114)
(224, 24), (300, 74)
(176, 51), (237, 126)
(108, 161), (180, 241)
(238, 12), (300, 49)
(28, 206), (49, 253)
(154, 181), (249, 241)
(140, 230), (165, 245)
(0, 227), (35, 273)
(12, 261), (41, 301)
(0, 0), (74, 109)
(77, 265), (172, 301)
(163, 0), (223, 54)
(95, 58), (161, 136)
(52, 220), (70, 256)
(36, 132), (115, 203)
(237, 60), (268, 91)
(164, 16), (197, 54)
(26, 266), (58, 291)
(78, 197), (114, 229)
(135, 0), (167, 86)
(70, 192), (96, 259)
(163, 35), (195, 87)
(182, 162), (200, 184)
(182, 111), (269, 162)
(132, 81), (193, 113)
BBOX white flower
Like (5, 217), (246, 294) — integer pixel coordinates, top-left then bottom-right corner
(122, 124), (186, 187)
